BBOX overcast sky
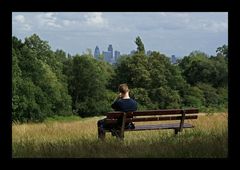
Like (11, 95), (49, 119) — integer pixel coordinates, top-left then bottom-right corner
(12, 12), (228, 57)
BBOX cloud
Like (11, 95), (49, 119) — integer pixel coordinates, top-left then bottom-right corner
(83, 12), (108, 28)
(36, 12), (62, 29)
(189, 19), (228, 33)
(153, 12), (227, 33)
(62, 19), (77, 26)
(14, 15), (25, 23)
(127, 12), (192, 32)
(13, 14), (32, 31)
(202, 21), (228, 33)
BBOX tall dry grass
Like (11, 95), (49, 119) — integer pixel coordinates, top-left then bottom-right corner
(12, 113), (228, 158)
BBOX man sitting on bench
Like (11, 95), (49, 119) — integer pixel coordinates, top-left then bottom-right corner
(97, 83), (137, 138)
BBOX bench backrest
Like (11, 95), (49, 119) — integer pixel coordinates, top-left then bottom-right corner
(105, 108), (199, 124)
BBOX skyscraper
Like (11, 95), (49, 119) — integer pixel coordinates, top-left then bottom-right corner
(171, 55), (176, 64)
(102, 51), (111, 62)
(94, 46), (100, 59)
(101, 44), (121, 64)
(114, 50), (120, 61)
(108, 44), (113, 58)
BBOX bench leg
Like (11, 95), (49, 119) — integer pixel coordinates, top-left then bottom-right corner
(113, 130), (124, 140)
(98, 127), (106, 140)
(97, 119), (106, 140)
(174, 128), (179, 135)
(119, 130), (124, 140)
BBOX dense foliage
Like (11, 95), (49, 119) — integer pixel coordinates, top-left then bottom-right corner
(12, 34), (228, 122)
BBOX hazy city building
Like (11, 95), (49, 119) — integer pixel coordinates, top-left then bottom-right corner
(108, 45), (113, 58)
(171, 55), (177, 64)
(101, 44), (118, 64)
(94, 46), (100, 59)
(94, 44), (121, 64)
(147, 50), (153, 56)
(114, 50), (120, 61)
(102, 51), (111, 63)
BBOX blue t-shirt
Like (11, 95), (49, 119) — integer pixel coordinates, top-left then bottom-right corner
(111, 98), (137, 112)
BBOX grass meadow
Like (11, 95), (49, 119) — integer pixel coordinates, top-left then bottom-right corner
(12, 112), (228, 158)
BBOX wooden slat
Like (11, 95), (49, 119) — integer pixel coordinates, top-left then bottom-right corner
(105, 123), (194, 132)
(105, 115), (198, 124)
(127, 123), (194, 131)
(106, 108), (199, 119)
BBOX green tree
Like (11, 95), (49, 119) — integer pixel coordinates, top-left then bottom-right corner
(179, 51), (214, 85)
(70, 55), (111, 116)
(196, 83), (220, 107)
(210, 55), (228, 87)
(130, 54), (151, 88)
(135, 36), (145, 54)
(179, 48), (227, 88)
(24, 34), (51, 60)
(183, 86), (205, 108)
(16, 79), (44, 122)
(216, 87), (228, 109)
(149, 86), (181, 109)
(112, 55), (132, 90)
(12, 35), (72, 122)
(216, 44), (228, 58)
(130, 88), (155, 110)
(12, 47), (23, 121)
(147, 52), (168, 88)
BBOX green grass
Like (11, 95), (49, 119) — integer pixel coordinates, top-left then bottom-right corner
(12, 113), (228, 158)
(44, 115), (82, 122)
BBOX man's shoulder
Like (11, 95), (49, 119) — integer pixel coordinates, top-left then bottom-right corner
(120, 98), (136, 102)
(130, 98), (137, 103)
(115, 98), (137, 105)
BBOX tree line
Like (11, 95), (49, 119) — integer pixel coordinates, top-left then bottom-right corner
(12, 34), (228, 122)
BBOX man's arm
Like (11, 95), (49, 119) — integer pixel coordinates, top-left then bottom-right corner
(111, 94), (121, 111)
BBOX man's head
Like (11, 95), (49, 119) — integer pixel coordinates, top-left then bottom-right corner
(118, 84), (129, 96)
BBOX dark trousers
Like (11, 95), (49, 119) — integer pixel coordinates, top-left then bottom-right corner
(97, 118), (135, 140)
(97, 119), (106, 140)
(97, 118), (121, 139)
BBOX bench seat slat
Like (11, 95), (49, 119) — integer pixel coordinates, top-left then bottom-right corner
(105, 115), (198, 124)
(106, 108), (199, 118)
(125, 123), (194, 131)
(105, 123), (194, 132)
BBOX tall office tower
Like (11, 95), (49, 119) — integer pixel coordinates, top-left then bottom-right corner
(102, 51), (111, 63)
(114, 50), (120, 61)
(108, 44), (113, 58)
(171, 55), (176, 64)
(94, 46), (100, 59)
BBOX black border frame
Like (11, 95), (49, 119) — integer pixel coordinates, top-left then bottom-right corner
(1, 0), (239, 163)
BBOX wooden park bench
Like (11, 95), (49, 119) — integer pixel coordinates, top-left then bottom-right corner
(98, 108), (199, 140)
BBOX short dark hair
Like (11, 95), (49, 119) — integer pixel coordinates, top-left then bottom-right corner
(118, 84), (129, 94)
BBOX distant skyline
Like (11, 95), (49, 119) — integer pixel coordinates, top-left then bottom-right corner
(12, 12), (228, 57)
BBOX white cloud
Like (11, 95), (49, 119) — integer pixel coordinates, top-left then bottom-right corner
(189, 19), (228, 33)
(36, 12), (62, 29)
(13, 14), (32, 31)
(62, 19), (77, 26)
(83, 12), (108, 28)
(22, 24), (31, 31)
(14, 15), (25, 23)
(203, 21), (228, 33)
